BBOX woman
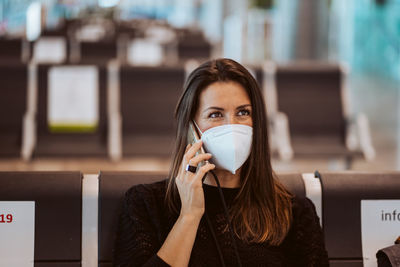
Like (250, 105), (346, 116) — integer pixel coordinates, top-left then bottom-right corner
(114, 58), (329, 266)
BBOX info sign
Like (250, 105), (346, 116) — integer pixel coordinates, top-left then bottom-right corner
(0, 201), (35, 267)
(361, 200), (400, 267)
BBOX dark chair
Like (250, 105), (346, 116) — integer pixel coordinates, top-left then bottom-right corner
(0, 63), (27, 157)
(41, 25), (69, 37)
(33, 63), (108, 158)
(120, 65), (185, 157)
(98, 171), (167, 267)
(0, 38), (29, 64)
(318, 171), (400, 267)
(97, 171), (306, 266)
(0, 171), (82, 266)
(79, 40), (117, 65)
(177, 30), (211, 62)
(272, 63), (375, 167)
(276, 173), (306, 198)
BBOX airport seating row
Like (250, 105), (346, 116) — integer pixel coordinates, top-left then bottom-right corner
(0, 24), (212, 66)
(0, 57), (374, 166)
(0, 171), (399, 266)
(0, 61), (186, 160)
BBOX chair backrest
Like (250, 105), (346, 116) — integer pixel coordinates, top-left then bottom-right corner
(0, 63), (27, 157)
(41, 26), (69, 37)
(276, 173), (306, 198)
(0, 171), (82, 266)
(176, 31), (211, 61)
(11, 170), (398, 266)
(276, 64), (345, 138)
(80, 40), (117, 65)
(319, 172), (400, 267)
(120, 65), (185, 157)
(97, 171), (306, 266)
(177, 40), (211, 62)
(98, 171), (167, 267)
(34, 63), (108, 157)
(3, 170), (399, 267)
(0, 39), (24, 64)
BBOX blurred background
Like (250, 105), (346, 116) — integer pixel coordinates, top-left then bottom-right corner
(0, 0), (399, 173)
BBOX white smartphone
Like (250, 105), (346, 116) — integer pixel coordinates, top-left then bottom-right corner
(187, 121), (206, 169)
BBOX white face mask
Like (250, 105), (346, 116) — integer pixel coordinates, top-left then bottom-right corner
(196, 123), (253, 174)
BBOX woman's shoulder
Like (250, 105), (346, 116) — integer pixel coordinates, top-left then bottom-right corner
(291, 195), (319, 217)
(291, 195), (317, 212)
(289, 195), (322, 230)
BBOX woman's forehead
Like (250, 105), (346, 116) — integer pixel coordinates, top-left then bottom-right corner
(198, 81), (251, 108)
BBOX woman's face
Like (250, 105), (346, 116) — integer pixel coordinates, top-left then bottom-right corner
(194, 81), (253, 134)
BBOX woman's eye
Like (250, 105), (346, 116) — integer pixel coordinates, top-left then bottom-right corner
(238, 109), (251, 116)
(209, 112), (223, 118)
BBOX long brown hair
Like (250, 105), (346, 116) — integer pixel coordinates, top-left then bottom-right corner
(166, 58), (293, 245)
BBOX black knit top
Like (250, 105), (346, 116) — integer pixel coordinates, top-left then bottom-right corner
(114, 180), (329, 267)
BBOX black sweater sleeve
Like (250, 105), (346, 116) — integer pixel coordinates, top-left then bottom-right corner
(113, 185), (170, 267)
(283, 197), (330, 267)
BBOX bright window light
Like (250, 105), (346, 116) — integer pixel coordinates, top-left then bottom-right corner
(26, 2), (42, 41)
(98, 0), (119, 8)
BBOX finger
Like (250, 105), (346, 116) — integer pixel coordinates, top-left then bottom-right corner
(181, 155), (211, 182)
(181, 144), (191, 167)
(185, 143), (191, 153)
(183, 140), (203, 164)
(188, 153), (212, 166)
(194, 163), (215, 182)
(178, 144), (193, 176)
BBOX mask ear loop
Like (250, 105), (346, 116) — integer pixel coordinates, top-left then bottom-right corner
(204, 212), (226, 267)
(209, 170), (243, 267)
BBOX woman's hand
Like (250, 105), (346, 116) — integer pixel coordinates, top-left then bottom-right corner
(175, 140), (215, 219)
(158, 142), (214, 266)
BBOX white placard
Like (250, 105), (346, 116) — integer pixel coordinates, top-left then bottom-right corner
(48, 66), (99, 132)
(33, 37), (66, 63)
(128, 39), (164, 66)
(361, 200), (400, 267)
(0, 201), (35, 267)
(145, 26), (176, 44)
(76, 24), (106, 42)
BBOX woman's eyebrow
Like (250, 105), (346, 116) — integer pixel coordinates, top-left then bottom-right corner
(236, 104), (252, 109)
(203, 104), (251, 113)
(203, 106), (224, 112)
